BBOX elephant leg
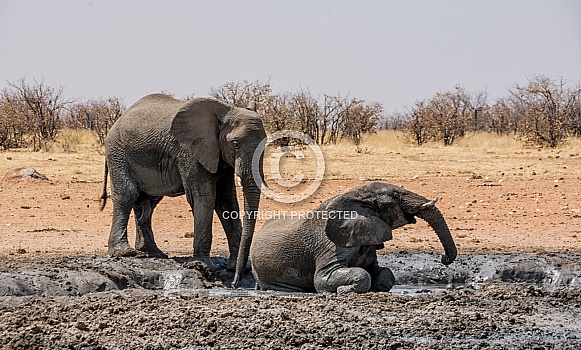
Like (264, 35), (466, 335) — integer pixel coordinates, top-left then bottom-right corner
(214, 169), (242, 271)
(315, 266), (372, 294)
(106, 161), (140, 257)
(107, 196), (137, 257)
(369, 265), (395, 292)
(186, 182), (217, 267)
(134, 196), (167, 258)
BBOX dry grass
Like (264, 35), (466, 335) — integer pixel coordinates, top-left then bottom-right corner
(53, 128), (101, 153)
(277, 130), (581, 181)
(2, 129), (581, 184)
(1, 129), (104, 181)
(455, 132), (523, 150)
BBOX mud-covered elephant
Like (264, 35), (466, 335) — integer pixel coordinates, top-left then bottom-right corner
(250, 182), (457, 293)
(100, 93), (266, 287)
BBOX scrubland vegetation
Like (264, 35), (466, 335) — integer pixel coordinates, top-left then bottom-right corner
(1, 75), (580, 153)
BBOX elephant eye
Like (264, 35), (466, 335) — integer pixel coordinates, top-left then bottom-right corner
(232, 140), (240, 149)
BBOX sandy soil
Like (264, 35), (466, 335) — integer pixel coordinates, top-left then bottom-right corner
(1, 176), (580, 259)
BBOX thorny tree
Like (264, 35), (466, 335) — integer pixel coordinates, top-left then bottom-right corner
(210, 81), (382, 146)
(340, 99), (383, 147)
(510, 75), (581, 148)
(5, 78), (70, 151)
(488, 97), (519, 135)
(404, 86), (472, 146)
(209, 80), (273, 116)
(66, 97), (125, 145)
(0, 89), (28, 149)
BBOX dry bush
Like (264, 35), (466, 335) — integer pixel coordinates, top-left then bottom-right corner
(211, 80), (382, 146)
(509, 75), (581, 148)
(66, 97), (125, 146)
(404, 86), (473, 146)
(8, 78), (70, 151)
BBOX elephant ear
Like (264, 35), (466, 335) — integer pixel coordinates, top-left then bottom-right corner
(324, 198), (392, 247)
(170, 98), (231, 173)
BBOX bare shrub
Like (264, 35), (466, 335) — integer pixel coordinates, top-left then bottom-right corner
(340, 100), (383, 148)
(404, 86), (480, 146)
(0, 90), (28, 149)
(209, 80), (273, 114)
(509, 75), (581, 148)
(3, 78), (70, 151)
(66, 97), (125, 145)
(210, 81), (382, 147)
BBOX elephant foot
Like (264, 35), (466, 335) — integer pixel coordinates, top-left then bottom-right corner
(232, 273), (243, 289)
(108, 244), (137, 257)
(191, 255), (216, 269)
(336, 285), (356, 295)
(184, 258), (221, 284)
(226, 259), (236, 272)
(315, 266), (372, 294)
(136, 247), (168, 259)
(336, 277), (372, 294)
(225, 256), (252, 272)
(370, 267), (395, 292)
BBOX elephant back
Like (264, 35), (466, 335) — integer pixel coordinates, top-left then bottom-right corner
(106, 94), (185, 151)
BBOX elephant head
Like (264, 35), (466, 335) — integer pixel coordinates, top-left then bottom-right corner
(170, 97), (266, 286)
(323, 182), (457, 265)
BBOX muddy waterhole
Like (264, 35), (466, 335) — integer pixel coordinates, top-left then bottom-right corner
(1, 253), (580, 349)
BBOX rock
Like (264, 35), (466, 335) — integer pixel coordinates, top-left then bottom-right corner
(75, 322), (89, 331)
(3, 168), (49, 183)
(30, 325), (43, 334)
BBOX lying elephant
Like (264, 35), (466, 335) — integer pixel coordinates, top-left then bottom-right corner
(250, 182), (457, 294)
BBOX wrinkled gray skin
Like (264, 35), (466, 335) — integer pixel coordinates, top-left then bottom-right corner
(100, 94), (266, 288)
(250, 182), (457, 294)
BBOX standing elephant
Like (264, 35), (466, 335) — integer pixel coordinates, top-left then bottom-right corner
(250, 182), (457, 293)
(100, 93), (266, 287)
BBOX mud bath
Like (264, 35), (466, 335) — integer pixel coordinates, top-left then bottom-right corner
(1, 254), (580, 349)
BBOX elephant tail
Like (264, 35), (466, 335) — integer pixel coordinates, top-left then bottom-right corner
(99, 160), (108, 211)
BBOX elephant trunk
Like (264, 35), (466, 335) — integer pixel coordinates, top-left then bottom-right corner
(417, 205), (457, 265)
(231, 161), (262, 288)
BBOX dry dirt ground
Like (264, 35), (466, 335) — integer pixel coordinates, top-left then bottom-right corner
(1, 144), (581, 349)
(1, 177), (580, 258)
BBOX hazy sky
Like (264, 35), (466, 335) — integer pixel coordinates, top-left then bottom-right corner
(1, 1), (580, 112)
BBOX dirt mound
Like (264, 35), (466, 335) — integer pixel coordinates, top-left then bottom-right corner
(2, 167), (49, 183)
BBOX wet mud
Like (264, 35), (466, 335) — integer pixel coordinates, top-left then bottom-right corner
(1, 254), (580, 349)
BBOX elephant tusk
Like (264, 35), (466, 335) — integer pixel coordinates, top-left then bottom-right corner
(421, 197), (440, 209)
